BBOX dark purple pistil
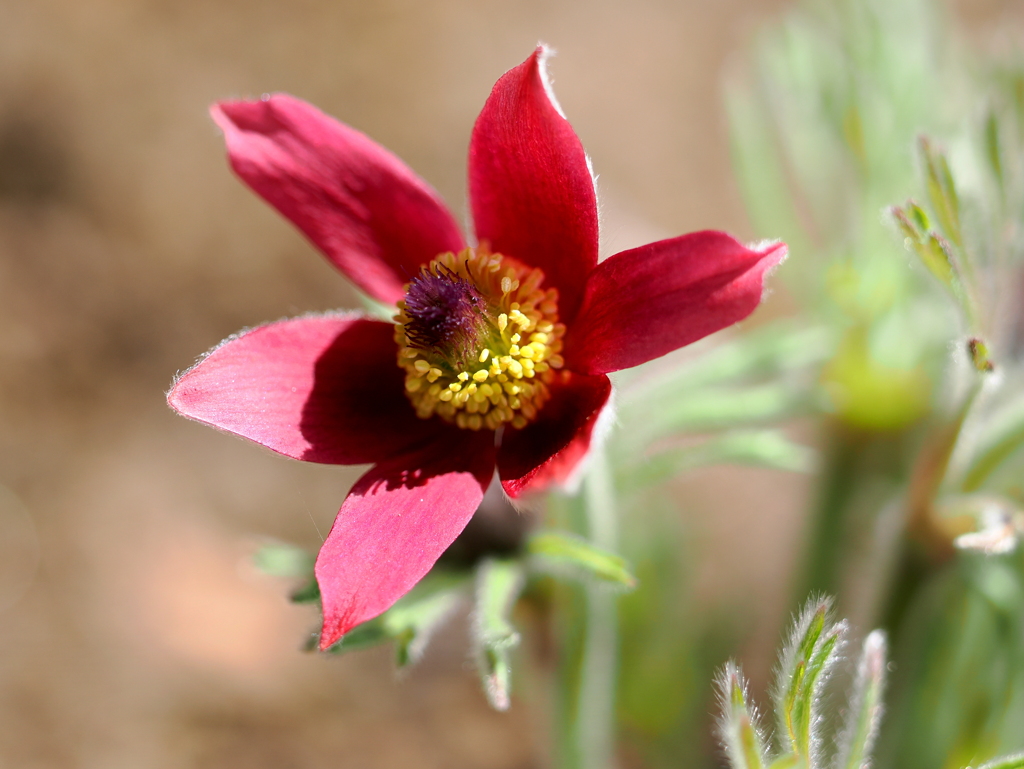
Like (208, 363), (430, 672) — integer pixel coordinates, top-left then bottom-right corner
(403, 265), (489, 365)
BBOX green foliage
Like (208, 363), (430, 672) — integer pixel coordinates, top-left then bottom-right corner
(717, 662), (769, 769)
(876, 554), (1024, 769)
(977, 753), (1024, 769)
(526, 531), (637, 590)
(718, 598), (888, 769)
(471, 558), (526, 711)
(252, 541), (320, 603)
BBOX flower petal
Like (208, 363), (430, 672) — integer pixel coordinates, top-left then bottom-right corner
(563, 232), (787, 375)
(498, 372), (612, 497)
(212, 95), (465, 304)
(168, 314), (440, 464)
(316, 431), (496, 648)
(469, 46), (599, 324)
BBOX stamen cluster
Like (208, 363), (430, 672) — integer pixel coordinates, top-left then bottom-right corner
(395, 248), (565, 431)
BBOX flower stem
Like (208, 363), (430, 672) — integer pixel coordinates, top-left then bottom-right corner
(574, 447), (620, 769)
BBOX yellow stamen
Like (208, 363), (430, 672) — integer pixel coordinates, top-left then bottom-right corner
(394, 247), (563, 431)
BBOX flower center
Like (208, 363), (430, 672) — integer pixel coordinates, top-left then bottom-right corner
(395, 248), (564, 431)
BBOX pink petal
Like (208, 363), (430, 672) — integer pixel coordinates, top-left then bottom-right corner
(212, 95), (465, 304)
(469, 46), (599, 324)
(498, 372), (612, 498)
(316, 431), (496, 648)
(168, 314), (440, 464)
(563, 232), (787, 375)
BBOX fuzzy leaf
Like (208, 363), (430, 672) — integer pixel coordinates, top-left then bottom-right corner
(976, 752), (1024, 769)
(920, 135), (963, 247)
(717, 662), (769, 769)
(527, 531), (637, 589)
(383, 571), (469, 667)
(836, 630), (888, 769)
(920, 232), (959, 288)
(472, 558), (526, 711)
(773, 596), (833, 758)
(798, 620), (846, 764)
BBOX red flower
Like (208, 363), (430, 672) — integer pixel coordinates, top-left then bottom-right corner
(168, 47), (786, 650)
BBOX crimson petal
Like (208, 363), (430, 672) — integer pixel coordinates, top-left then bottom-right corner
(168, 314), (439, 464)
(469, 46), (599, 324)
(564, 232), (787, 375)
(316, 431), (496, 648)
(213, 95), (465, 304)
(498, 372), (612, 498)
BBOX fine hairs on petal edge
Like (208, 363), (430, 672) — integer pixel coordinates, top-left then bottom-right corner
(534, 43), (566, 120)
(166, 309), (371, 397)
(534, 42), (603, 234)
(751, 238), (788, 289)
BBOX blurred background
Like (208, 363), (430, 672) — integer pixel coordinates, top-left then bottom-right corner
(0, 0), (1021, 767)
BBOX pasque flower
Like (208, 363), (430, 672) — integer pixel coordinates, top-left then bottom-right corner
(168, 47), (786, 650)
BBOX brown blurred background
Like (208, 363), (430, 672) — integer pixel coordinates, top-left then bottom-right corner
(0, 0), (1019, 767)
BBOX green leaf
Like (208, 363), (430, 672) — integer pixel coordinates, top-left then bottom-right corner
(977, 752), (1024, 769)
(766, 757), (800, 769)
(620, 323), (831, 402)
(984, 109), (1004, 191)
(725, 83), (814, 272)
(920, 135), (963, 248)
(795, 621), (846, 763)
(527, 531), (637, 590)
(773, 597), (833, 758)
(909, 200), (932, 233)
(382, 571), (470, 667)
(620, 430), (814, 490)
(629, 384), (810, 450)
(961, 394), (1024, 492)
(717, 662), (769, 769)
(836, 630), (888, 769)
(289, 579), (321, 604)
(252, 542), (320, 604)
(252, 542), (315, 577)
(472, 558), (525, 711)
(317, 619), (391, 654)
